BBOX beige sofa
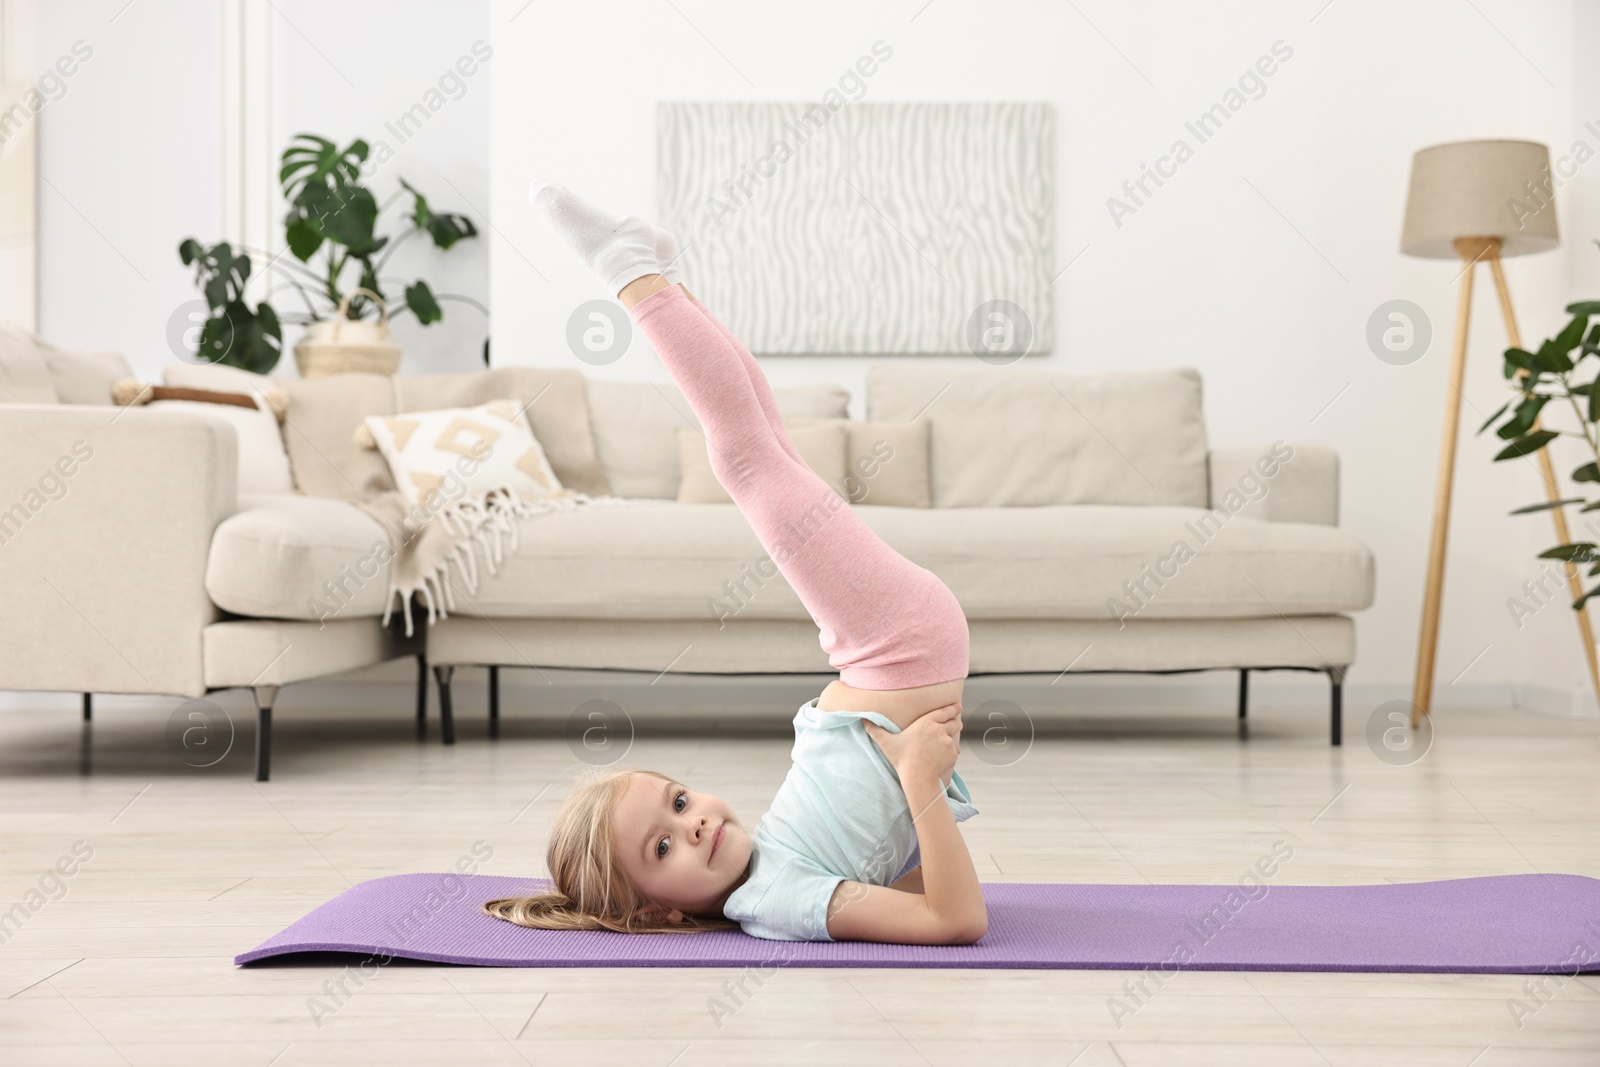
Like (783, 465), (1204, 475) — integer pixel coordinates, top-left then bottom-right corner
(0, 335), (1375, 779)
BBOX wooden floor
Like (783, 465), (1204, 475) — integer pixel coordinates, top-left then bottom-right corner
(0, 684), (1597, 1065)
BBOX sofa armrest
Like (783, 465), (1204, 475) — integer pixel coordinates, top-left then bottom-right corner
(0, 404), (237, 697)
(1208, 442), (1339, 525)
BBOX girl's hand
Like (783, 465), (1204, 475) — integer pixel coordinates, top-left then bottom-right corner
(864, 702), (962, 783)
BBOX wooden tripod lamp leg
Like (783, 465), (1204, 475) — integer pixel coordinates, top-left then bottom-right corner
(1411, 245), (1481, 728)
(1486, 252), (1600, 714)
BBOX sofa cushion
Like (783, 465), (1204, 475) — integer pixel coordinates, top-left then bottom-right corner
(587, 379), (850, 499)
(788, 416), (932, 508)
(206, 493), (392, 620)
(437, 499), (1374, 622)
(364, 400), (565, 509)
(44, 346), (132, 404)
(674, 417), (849, 503)
(865, 364), (1209, 508)
(0, 325), (60, 403)
(168, 364), (612, 502)
(392, 369), (610, 498)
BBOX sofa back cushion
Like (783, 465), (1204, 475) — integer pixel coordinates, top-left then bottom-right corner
(587, 379), (850, 499)
(45, 347), (133, 404)
(674, 417), (849, 503)
(166, 364), (613, 501)
(0, 326), (133, 404)
(865, 364), (1209, 507)
(392, 369), (610, 498)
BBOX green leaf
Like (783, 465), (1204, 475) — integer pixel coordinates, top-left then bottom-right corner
(401, 177), (477, 250)
(1534, 336), (1574, 373)
(197, 299), (282, 373)
(424, 211), (476, 250)
(401, 177), (429, 226)
(405, 280), (442, 325)
(1510, 498), (1586, 515)
(1555, 314), (1588, 354)
(1576, 585), (1600, 610)
(290, 181), (380, 256)
(285, 216), (323, 261)
(195, 314), (234, 363)
(235, 301), (283, 375)
(1592, 380), (1600, 423)
(1575, 463), (1600, 483)
(1540, 542), (1600, 563)
(280, 133), (363, 200)
(178, 238), (202, 265)
(1494, 430), (1559, 459)
(1496, 394), (1549, 439)
(1566, 300), (1600, 316)
(1476, 400), (1511, 435)
(1504, 347), (1536, 380)
(203, 273), (228, 309)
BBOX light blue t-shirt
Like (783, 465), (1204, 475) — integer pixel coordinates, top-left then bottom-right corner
(721, 696), (978, 941)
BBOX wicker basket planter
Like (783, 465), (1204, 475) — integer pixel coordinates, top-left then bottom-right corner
(293, 287), (402, 379)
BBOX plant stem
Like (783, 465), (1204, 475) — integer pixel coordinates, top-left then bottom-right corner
(266, 279), (320, 318)
(240, 245), (330, 289)
(1556, 370), (1600, 467)
(374, 226), (419, 275)
(432, 293), (489, 317)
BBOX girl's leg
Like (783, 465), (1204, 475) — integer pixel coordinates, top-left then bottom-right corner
(687, 295), (808, 470)
(620, 277), (807, 478)
(534, 185), (966, 688)
(625, 281), (967, 690)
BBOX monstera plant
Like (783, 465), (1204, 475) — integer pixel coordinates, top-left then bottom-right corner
(1481, 259), (1600, 609)
(178, 133), (483, 372)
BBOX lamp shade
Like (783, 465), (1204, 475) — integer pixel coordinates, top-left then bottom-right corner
(1400, 139), (1559, 259)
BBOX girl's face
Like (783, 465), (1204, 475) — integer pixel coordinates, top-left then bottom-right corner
(611, 773), (752, 920)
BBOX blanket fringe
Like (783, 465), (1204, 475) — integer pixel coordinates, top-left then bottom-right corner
(382, 489), (636, 637)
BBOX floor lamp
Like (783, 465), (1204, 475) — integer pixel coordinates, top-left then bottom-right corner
(1401, 138), (1600, 729)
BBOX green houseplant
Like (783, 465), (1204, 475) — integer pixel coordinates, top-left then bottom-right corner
(1481, 255), (1600, 609)
(178, 133), (483, 373)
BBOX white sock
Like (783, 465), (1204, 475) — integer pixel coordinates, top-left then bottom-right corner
(651, 224), (685, 287)
(528, 181), (661, 295)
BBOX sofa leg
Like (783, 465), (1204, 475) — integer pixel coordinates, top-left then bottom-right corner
(1327, 666), (1345, 746)
(1237, 670), (1248, 721)
(489, 666), (500, 740)
(82, 692), (92, 723)
(79, 710), (92, 776)
(433, 666), (455, 745)
(254, 686), (278, 782)
(415, 653), (429, 739)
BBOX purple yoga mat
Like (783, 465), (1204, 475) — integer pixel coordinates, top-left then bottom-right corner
(235, 872), (1600, 973)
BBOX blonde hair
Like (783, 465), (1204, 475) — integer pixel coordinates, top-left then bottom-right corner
(483, 766), (741, 935)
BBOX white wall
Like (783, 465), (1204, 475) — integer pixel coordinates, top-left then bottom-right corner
(15, 0), (489, 380)
(271, 0), (490, 375)
(19, 0), (222, 373)
(487, 0), (1600, 713)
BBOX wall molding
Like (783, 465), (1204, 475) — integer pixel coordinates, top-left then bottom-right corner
(220, 0), (275, 264)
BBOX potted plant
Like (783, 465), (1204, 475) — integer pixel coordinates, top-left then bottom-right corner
(1482, 256), (1600, 607)
(178, 133), (485, 376)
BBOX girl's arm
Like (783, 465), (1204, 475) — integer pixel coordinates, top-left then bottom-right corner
(888, 865), (923, 893)
(825, 708), (988, 944)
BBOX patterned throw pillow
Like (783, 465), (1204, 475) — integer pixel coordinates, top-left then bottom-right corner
(362, 400), (565, 512)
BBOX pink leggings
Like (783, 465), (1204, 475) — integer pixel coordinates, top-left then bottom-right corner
(631, 285), (968, 690)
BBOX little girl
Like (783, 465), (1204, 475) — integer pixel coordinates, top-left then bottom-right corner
(484, 184), (985, 944)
